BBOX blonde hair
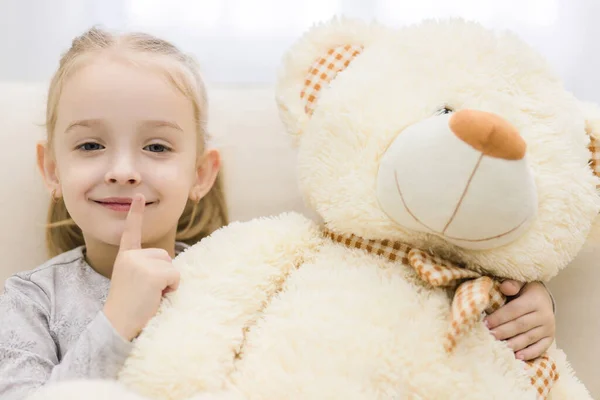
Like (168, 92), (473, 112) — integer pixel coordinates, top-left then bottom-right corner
(44, 26), (228, 257)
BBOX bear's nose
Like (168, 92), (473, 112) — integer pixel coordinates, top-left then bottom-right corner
(449, 109), (526, 160)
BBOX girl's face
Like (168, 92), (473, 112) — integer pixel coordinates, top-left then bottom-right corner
(39, 57), (219, 247)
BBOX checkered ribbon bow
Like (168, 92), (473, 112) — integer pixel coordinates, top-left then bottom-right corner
(322, 228), (559, 399)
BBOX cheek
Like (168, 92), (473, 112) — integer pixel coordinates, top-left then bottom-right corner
(56, 157), (104, 193)
(144, 158), (197, 188)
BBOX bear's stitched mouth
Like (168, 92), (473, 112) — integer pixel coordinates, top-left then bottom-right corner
(392, 169), (530, 243)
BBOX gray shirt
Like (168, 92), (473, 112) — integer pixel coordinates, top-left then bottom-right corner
(0, 242), (188, 400)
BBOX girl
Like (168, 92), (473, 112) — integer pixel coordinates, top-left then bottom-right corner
(0, 27), (555, 399)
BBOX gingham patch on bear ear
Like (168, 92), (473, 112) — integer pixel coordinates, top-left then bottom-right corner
(585, 119), (600, 191)
(588, 134), (600, 188)
(300, 44), (363, 116)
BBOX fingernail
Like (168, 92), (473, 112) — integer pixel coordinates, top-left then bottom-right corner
(484, 319), (489, 328)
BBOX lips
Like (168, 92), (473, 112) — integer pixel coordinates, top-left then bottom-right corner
(92, 197), (156, 212)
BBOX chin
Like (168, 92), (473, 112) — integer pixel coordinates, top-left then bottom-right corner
(78, 223), (126, 248)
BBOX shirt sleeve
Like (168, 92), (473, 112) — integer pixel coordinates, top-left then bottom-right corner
(0, 277), (133, 400)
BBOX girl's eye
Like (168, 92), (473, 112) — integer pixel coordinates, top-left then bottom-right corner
(144, 143), (171, 153)
(78, 142), (104, 151)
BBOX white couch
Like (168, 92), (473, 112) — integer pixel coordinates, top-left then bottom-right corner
(1, 82), (598, 397)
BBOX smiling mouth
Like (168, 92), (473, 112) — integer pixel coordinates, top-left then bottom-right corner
(393, 169), (529, 243)
(92, 199), (156, 212)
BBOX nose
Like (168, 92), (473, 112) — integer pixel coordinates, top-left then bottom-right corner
(105, 154), (141, 185)
(449, 109), (526, 160)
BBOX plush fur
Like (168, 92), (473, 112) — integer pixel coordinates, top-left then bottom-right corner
(28, 17), (598, 400)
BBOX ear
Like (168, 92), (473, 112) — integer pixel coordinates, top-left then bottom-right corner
(581, 100), (600, 191)
(190, 148), (221, 202)
(36, 141), (62, 198)
(275, 16), (388, 141)
(580, 101), (600, 246)
(585, 106), (600, 188)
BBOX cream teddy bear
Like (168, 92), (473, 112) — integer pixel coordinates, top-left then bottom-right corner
(28, 17), (599, 400)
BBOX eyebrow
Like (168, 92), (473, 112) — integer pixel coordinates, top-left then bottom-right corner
(64, 118), (103, 134)
(139, 120), (183, 132)
(64, 119), (183, 133)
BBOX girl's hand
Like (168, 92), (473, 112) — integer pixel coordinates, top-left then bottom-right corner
(103, 194), (181, 341)
(484, 280), (555, 361)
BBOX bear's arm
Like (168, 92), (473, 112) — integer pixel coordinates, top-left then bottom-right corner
(117, 212), (323, 400)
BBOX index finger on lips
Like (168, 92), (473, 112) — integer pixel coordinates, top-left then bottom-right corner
(119, 194), (145, 251)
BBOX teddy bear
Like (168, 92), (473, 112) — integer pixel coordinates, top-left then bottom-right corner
(27, 17), (599, 400)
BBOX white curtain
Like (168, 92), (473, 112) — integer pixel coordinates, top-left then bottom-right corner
(2, 0), (599, 101)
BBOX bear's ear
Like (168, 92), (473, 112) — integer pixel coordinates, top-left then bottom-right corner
(583, 102), (600, 188)
(275, 17), (388, 140)
(588, 128), (600, 187)
(579, 100), (600, 246)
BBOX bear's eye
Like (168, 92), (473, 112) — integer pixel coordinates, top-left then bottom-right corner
(435, 106), (454, 115)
